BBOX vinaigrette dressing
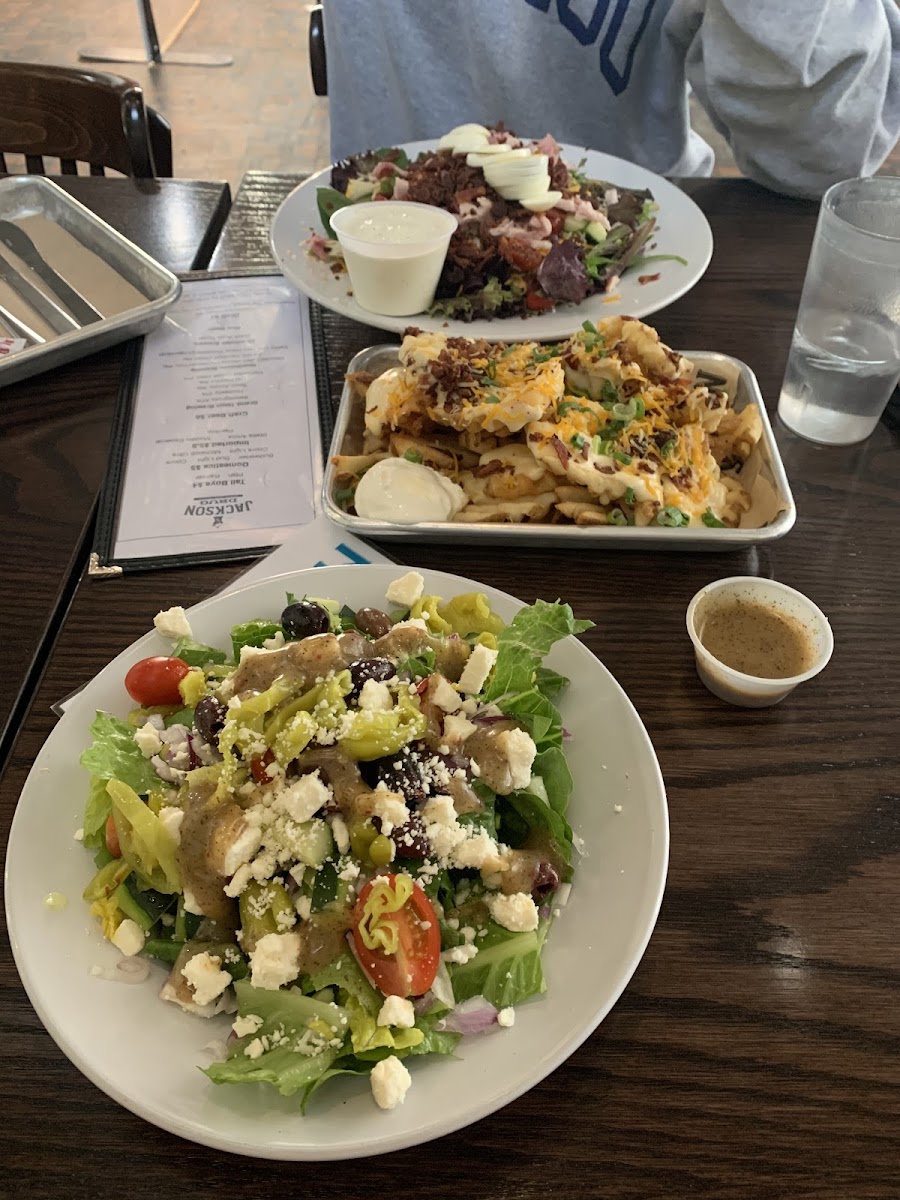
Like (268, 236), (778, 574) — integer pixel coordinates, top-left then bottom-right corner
(699, 598), (815, 679)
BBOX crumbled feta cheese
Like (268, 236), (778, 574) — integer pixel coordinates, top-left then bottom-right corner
(358, 679), (393, 712)
(294, 895), (312, 921)
(249, 849), (278, 882)
(276, 771), (331, 823)
(244, 1037), (265, 1060)
(442, 944), (478, 964)
(153, 605), (192, 640)
(182, 951), (232, 1007)
(430, 675), (461, 713)
(111, 918), (145, 957)
(377, 995), (416, 1028)
(182, 886), (204, 916)
(614, 804), (623, 813)
(133, 720), (163, 759)
(221, 821), (263, 877)
(73, 827), (84, 842)
(497, 1007), (516, 1028)
(263, 630), (286, 649)
(391, 618), (429, 632)
(453, 830), (502, 872)
(457, 644), (497, 695)
(371, 790), (408, 835)
(232, 1013), (264, 1038)
(486, 891), (539, 933)
(495, 727), (537, 791)
(338, 859), (361, 882)
(250, 932), (301, 990)
(158, 805), (184, 844)
(224, 862), (253, 898)
(370, 1055), (412, 1110)
(385, 571), (425, 609)
(330, 814), (350, 854)
(442, 713), (477, 745)
(421, 794), (457, 827)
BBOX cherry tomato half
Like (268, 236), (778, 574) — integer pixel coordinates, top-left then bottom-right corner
(525, 289), (555, 312)
(105, 813), (121, 858)
(124, 656), (191, 706)
(351, 873), (441, 998)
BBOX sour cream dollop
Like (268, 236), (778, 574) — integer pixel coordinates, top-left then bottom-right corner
(354, 458), (467, 524)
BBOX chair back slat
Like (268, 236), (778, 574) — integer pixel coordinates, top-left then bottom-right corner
(60, 158), (78, 175)
(0, 61), (172, 178)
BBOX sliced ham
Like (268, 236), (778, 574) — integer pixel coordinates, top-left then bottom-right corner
(372, 159), (407, 180)
(534, 133), (561, 159)
(305, 232), (334, 261)
(392, 176), (410, 200)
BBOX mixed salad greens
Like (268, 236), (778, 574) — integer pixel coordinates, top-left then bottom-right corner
(307, 124), (686, 321)
(78, 575), (591, 1112)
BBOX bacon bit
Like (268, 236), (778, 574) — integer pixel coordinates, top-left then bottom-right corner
(637, 461), (654, 474)
(621, 378), (643, 397)
(306, 232), (333, 262)
(372, 159), (406, 180)
(473, 460), (506, 478)
(638, 273), (661, 285)
(550, 435), (570, 469)
(594, 464), (616, 475)
(528, 432), (543, 443)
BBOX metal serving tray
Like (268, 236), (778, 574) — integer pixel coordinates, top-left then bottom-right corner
(322, 344), (796, 550)
(0, 176), (181, 388)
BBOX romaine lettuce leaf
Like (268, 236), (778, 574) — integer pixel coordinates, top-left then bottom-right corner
(80, 712), (160, 799)
(205, 1043), (339, 1097)
(304, 953), (381, 1015)
(82, 774), (113, 849)
(230, 619), (282, 659)
(499, 790), (573, 872)
(533, 746), (575, 814)
(448, 921), (549, 1008)
(171, 636), (227, 667)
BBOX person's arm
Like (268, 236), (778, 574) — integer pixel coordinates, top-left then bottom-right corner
(667, 0), (900, 198)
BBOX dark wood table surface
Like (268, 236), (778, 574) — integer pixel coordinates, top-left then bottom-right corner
(0, 177), (232, 764)
(3, 174), (900, 1198)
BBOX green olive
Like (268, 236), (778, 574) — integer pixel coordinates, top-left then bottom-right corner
(369, 834), (394, 867)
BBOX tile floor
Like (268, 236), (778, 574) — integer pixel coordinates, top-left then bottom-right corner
(3, 0), (897, 189)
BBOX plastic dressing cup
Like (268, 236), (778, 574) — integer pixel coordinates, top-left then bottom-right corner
(329, 201), (458, 317)
(686, 576), (833, 708)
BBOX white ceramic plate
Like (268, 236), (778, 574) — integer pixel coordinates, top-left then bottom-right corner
(270, 141), (713, 342)
(5, 565), (668, 1160)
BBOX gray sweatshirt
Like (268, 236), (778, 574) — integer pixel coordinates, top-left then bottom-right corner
(323, 0), (900, 198)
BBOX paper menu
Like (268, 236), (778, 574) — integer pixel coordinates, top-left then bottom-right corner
(111, 276), (321, 561)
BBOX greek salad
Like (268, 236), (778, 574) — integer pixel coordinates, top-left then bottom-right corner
(78, 573), (591, 1112)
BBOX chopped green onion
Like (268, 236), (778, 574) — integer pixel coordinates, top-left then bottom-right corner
(599, 379), (618, 407)
(658, 437), (677, 457)
(655, 505), (689, 527)
(484, 394), (501, 404)
(625, 486), (636, 505)
(591, 435), (611, 456)
(558, 399), (594, 418)
(612, 397), (641, 421)
(582, 320), (595, 333)
(702, 509), (726, 528)
(607, 508), (628, 526)
(403, 449), (423, 463)
(500, 344), (517, 357)
(613, 450), (632, 465)
(570, 432), (587, 450)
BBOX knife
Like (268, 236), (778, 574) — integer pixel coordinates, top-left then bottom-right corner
(0, 251), (80, 336)
(0, 220), (103, 326)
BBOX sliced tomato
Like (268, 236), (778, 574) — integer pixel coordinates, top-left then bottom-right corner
(351, 873), (440, 998)
(124, 656), (191, 706)
(105, 813), (121, 858)
(525, 289), (555, 312)
(250, 749), (275, 784)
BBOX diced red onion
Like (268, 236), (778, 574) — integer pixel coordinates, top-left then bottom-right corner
(435, 996), (498, 1036)
(413, 992), (436, 1018)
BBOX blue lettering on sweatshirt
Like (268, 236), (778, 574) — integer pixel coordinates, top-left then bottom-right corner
(523, 0), (658, 95)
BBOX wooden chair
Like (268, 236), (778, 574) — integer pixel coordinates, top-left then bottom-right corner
(309, 5), (327, 97)
(0, 62), (173, 178)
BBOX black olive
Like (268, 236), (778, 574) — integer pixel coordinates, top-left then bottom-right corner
(194, 695), (227, 745)
(348, 657), (395, 701)
(390, 810), (429, 861)
(369, 742), (429, 807)
(281, 600), (330, 640)
(355, 606), (392, 638)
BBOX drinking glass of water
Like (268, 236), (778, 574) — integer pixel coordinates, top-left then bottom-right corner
(778, 176), (900, 446)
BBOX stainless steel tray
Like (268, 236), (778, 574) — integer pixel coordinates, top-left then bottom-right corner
(0, 176), (181, 387)
(322, 344), (796, 550)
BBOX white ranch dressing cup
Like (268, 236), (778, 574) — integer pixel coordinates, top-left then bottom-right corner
(330, 201), (458, 316)
(686, 576), (834, 708)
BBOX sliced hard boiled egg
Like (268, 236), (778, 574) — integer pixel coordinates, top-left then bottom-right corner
(464, 146), (516, 166)
(438, 124), (490, 151)
(520, 190), (563, 212)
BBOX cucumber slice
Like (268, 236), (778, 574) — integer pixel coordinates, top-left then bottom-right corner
(563, 217), (589, 233)
(293, 819), (335, 868)
(586, 221), (609, 243)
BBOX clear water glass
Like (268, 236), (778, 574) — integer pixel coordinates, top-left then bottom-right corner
(777, 176), (900, 445)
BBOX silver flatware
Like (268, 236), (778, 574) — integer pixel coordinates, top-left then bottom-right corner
(0, 251), (80, 336)
(0, 219), (103, 326)
(0, 301), (44, 344)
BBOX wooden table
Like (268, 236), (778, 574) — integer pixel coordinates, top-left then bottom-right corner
(3, 174), (900, 1197)
(0, 177), (231, 764)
